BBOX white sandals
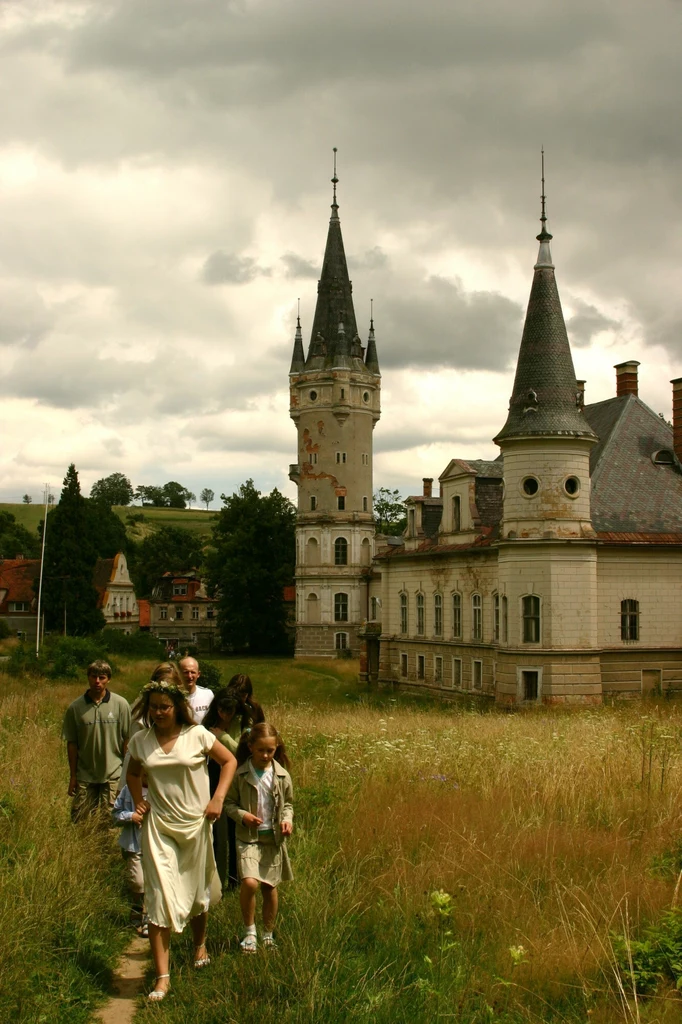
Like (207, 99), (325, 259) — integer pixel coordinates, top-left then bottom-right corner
(148, 974), (170, 1001)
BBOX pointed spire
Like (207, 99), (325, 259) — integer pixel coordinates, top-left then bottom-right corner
(494, 169), (596, 445)
(535, 147), (553, 268)
(289, 299), (305, 373)
(365, 300), (380, 373)
(305, 149), (360, 369)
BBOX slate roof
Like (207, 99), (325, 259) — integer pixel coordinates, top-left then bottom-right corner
(495, 238), (597, 443)
(584, 394), (682, 533)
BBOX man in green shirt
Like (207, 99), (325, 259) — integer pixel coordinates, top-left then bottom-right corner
(62, 659), (131, 822)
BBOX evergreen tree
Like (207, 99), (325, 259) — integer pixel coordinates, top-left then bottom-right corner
(41, 465), (105, 635)
(128, 525), (204, 598)
(208, 480), (295, 654)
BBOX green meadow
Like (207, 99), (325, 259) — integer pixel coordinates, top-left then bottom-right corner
(0, 501), (217, 543)
(2, 656), (682, 1023)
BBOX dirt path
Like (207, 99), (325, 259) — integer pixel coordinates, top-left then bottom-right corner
(94, 935), (149, 1024)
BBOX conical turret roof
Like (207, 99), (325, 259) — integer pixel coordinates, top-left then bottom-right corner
(495, 190), (596, 444)
(289, 312), (305, 373)
(365, 315), (380, 373)
(305, 155), (361, 370)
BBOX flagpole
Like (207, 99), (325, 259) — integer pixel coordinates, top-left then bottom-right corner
(35, 484), (50, 658)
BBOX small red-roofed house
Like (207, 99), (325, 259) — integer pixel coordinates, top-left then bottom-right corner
(0, 557), (40, 639)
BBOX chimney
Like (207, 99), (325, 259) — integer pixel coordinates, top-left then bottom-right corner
(671, 378), (682, 461)
(422, 477), (433, 498)
(614, 360), (640, 397)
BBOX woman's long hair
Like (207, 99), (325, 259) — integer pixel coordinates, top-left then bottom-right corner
(133, 662), (195, 727)
(228, 673), (265, 724)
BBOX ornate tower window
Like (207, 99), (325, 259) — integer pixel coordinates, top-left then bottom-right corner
(472, 594), (482, 640)
(522, 595), (541, 643)
(416, 593), (425, 635)
(621, 599), (639, 641)
(334, 537), (348, 565)
(452, 592), (462, 638)
(337, 496), (345, 511)
(434, 593), (443, 636)
(310, 496), (317, 511)
(400, 593), (408, 634)
(334, 593), (348, 622)
(452, 495), (461, 531)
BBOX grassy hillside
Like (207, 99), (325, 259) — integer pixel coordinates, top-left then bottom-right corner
(112, 504), (218, 542)
(0, 502), (218, 543)
(2, 654), (682, 1023)
(0, 501), (52, 534)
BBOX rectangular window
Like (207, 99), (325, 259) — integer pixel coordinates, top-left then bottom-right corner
(310, 496), (317, 511)
(452, 593), (462, 638)
(9, 602), (30, 612)
(337, 496), (345, 511)
(522, 595), (541, 643)
(173, 584), (187, 596)
(417, 655), (425, 680)
(416, 593), (425, 635)
(452, 495), (461, 531)
(472, 659), (483, 690)
(370, 596), (379, 620)
(191, 606), (199, 620)
(335, 632), (348, 650)
(176, 607), (184, 620)
(400, 653), (408, 678)
(335, 452), (348, 464)
(453, 657), (462, 688)
(160, 606), (168, 620)
(435, 656), (443, 682)
(309, 452), (318, 464)
(621, 599), (639, 641)
(363, 496), (368, 512)
(400, 593), (408, 634)
(493, 594), (500, 641)
(206, 606), (214, 620)
(472, 594), (482, 640)
(434, 594), (443, 636)
(362, 453), (369, 465)
(502, 596), (508, 642)
(334, 592), (349, 622)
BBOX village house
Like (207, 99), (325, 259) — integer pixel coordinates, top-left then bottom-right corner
(145, 571), (218, 652)
(0, 557), (38, 639)
(94, 551), (139, 632)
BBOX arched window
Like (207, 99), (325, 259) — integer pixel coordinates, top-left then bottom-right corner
(334, 537), (348, 565)
(522, 595), (541, 643)
(306, 593), (320, 623)
(452, 593), (462, 638)
(335, 632), (349, 650)
(493, 593), (500, 641)
(434, 593), (443, 636)
(621, 599), (639, 641)
(416, 593), (425, 635)
(334, 593), (348, 622)
(361, 538), (371, 566)
(306, 537), (319, 566)
(400, 593), (408, 634)
(472, 594), (482, 640)
(502, 596), (508, 642)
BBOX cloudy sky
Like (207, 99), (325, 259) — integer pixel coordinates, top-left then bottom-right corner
(1, 0), (681, 508)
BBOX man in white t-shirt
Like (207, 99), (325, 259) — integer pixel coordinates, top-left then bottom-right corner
(179, 656), (214, 724)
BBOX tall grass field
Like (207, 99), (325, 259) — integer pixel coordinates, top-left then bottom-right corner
(1, 656), (682, 1022)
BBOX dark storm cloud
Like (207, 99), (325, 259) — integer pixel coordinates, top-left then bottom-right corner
(372, 275), (523, 372)
(201, 251), (271, 286)
(566, 298), (621, 348)
(280, 253), (318, 279)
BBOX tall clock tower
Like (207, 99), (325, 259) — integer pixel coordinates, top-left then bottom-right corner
(288, 161), (381, 657)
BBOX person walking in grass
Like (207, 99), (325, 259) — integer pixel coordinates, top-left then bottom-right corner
(62, 660), (131, 822)
(126, 670), (236, 1002)
(179, 656), (214, 724)
(227, 672), (265, 726)
(112, 770), (148, 936)
(226, 722), (294, 952)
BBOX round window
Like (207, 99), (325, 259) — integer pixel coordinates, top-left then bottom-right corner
(309, 390), (318, 402)
(363, 391), (370, 403)
(564, 476), (580, 497)
(522, 477), (539, 496)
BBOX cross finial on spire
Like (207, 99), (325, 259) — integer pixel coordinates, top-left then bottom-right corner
(370, 297), (374, 330)
(537, 147), (552, 243)
(297, 297), (301, 328)
(331, 147), (339, 218)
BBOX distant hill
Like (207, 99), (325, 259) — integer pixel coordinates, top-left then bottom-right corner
(0, 502), (218, 544)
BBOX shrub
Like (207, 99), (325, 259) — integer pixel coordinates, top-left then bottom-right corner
(197, 660), (222, 691)
(0, 620), (10, 640)
(98, 628), (166, 659)
(6, 635), (109, 679)
(613, 908), (682, 994)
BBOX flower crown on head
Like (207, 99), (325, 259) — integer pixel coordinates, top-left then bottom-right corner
(141, 679), (186, 698)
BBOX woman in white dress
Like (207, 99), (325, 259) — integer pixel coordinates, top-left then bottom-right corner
(127, 672), (237, 1001)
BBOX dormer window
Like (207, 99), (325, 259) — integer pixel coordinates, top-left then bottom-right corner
(408, 509), (415, 535)
(452, 495), (461, 531)
(652, 449), (675, 466)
